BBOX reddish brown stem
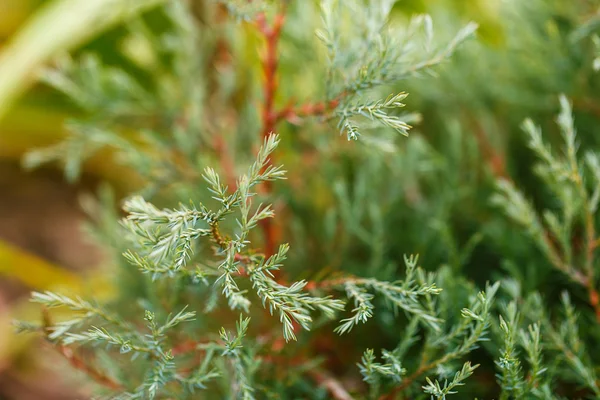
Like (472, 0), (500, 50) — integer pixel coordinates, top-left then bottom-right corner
(541, 224), (600, 322)
(255, 10), (286, 260)
(275, 97), (342, 124)
(466, 112), (600, 324)
(55, 344), (124, 391)
(305, 274), (363, 291)
(42, 310), (123, 391)
(260, 353), (352, 399)
(256, 12), (285, 142)
(171, 339), (209, 357)
(464, 114), (507, 179)
(213, 134), (237, 192)
(379, 356), (445, 400)
(587, 281), (600, 323)
(582, 190), (600, 323)
(250, 8), (349, 271)
(307, 369), (354, 400)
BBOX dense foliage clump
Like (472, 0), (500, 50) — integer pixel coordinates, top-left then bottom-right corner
(11, 0), (600, 399)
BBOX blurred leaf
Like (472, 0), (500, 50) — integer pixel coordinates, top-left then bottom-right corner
(0, 239), (82, 290)
(0, 103), (66, 158)
(0, 0), (36, 38)
(0, 239), (114, 300)
(0, 239), (115, 368)
(0, 0), (168, 121)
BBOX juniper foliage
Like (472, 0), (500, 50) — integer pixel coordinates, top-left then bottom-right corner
(13, 0), (600, 399)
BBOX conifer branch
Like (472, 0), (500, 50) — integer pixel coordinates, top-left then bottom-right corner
(54, 342), (125, 391)
(41, 309), (124, 391)
(380, 282), (498, 399)
(494, 96), (600, 323)
(12, 1), (552, 398)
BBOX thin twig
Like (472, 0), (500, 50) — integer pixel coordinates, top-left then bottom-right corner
(275, 97), (342, 124)
(305, 274), (366, 291)
(55, 345), (123, 391)
(41, 309), (123, 391)
(172, 340), (202, 357)
(578, 173), (600, 322)
(307, 369), (354, 400)
(261, 352), (354, 400)
(379, 355), (450, 400)
(464, 113), (507, 179)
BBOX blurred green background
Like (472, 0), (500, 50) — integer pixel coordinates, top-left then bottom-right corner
(0, 0), (599, 398)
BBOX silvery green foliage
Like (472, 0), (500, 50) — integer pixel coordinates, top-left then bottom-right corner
(317, 0), (477, 140)
(119, 134), (347, 344)
(493, 96), (600, 290)
(24, 136), (338, 398)
(16, 1), (495, 399)
(22, 133), (471, 399)
(334, 255), (442, 335)
(489, 280), (600, 399)
(571, 12), (600, 71)
(14, 0), (600, 399)
(422, 362), (478, 400)
(490, 96), (600, 398)
(23, 2), (206, 193)
(351, 275), (499, 399)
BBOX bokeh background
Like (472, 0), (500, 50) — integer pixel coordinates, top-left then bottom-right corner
(0, 0), (599, 398)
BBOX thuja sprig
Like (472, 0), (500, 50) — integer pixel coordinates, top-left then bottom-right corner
(336, 93), (412, 140)
(341, 281), (498, 399)
(335, 283), (374, 335)
(248, 244), (344, 341)
(358, 348), (406, 396)
(122, 133), (344, 341)
(313, 1), (478, 140)
(20, 133), (347, 398)
(520, 323), (545, 393)
(502, 287), (600, 399)
(422, 361), (479, 400)
(219, 315), (255, 399)
(15, 1), (494, 398)
(546, 293), (600, 397)
(492, 95), (600, 322)
(28, 294), (208, 398)
(313, 255), (442, 335)
(380, 282), (499, 399)
(496, 303), (526, 399)
(493, 301), (547, 400)
(30, 291), (134, 339)
(32, 309), (125, 391)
